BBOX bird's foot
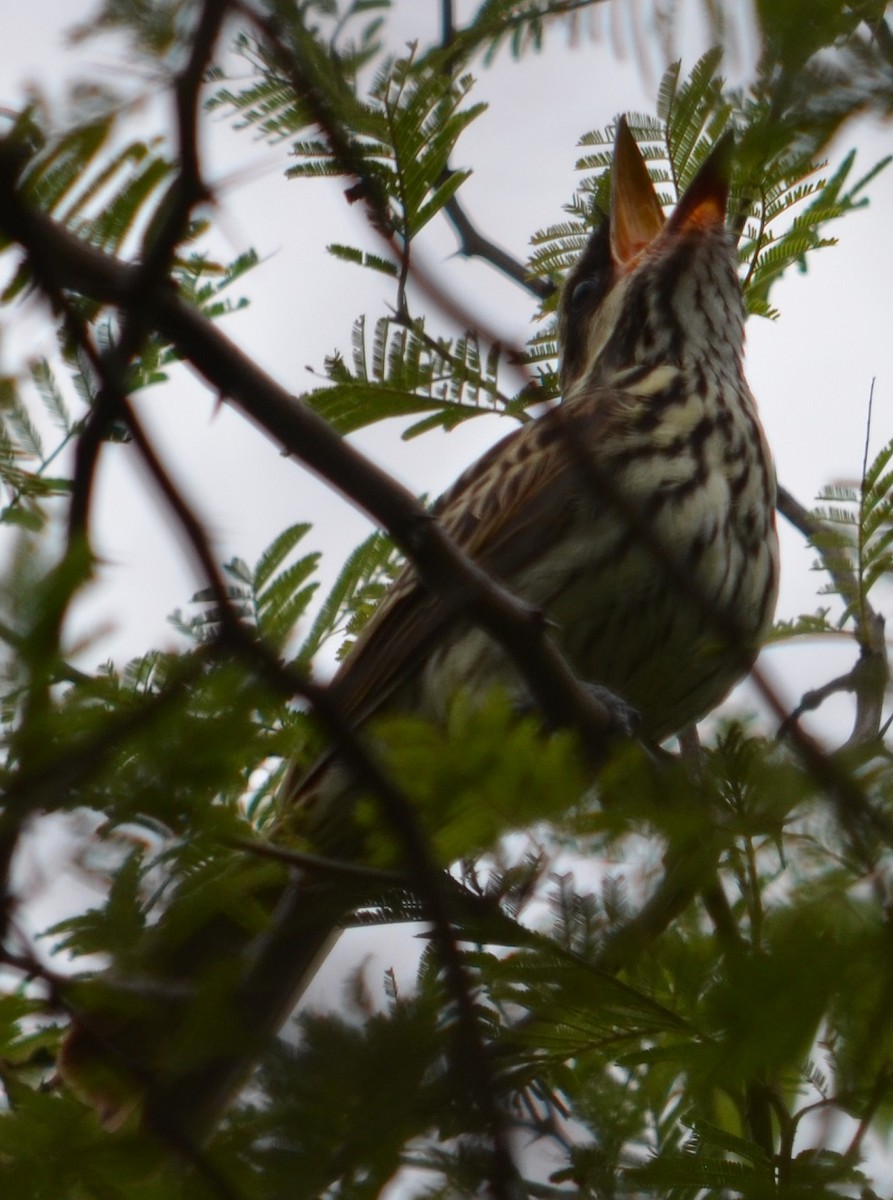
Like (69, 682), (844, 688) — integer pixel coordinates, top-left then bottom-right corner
(579, 682), (640, 738)
(513, 681), (640, 738)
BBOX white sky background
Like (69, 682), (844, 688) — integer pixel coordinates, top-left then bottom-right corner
(2, 1), (893, 1183)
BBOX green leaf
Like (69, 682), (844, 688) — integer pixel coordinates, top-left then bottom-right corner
(306, 315), (512, 437)
(326, 242), (399, 275)
(30, 360), (73, 435)
(294, 529), (399, 667)
(254, 522), (315, 594)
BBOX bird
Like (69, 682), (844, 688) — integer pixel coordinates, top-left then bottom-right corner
(290, 116), (777, 817)
(60, 116), (778, 1138)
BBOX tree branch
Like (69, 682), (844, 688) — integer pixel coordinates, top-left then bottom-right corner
(443, 185), (554, 300)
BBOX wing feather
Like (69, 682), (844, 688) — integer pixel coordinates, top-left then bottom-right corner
(325, 390), (622, 728)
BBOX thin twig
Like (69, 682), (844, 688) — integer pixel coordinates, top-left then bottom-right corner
(434, 1), (552, 302)
(844, 1068), (891, 1161)
(443, 186), (554, 300)
(777, 667), (867, 736)
(777, 482), (888, 750)
(230, 837), (410, 887)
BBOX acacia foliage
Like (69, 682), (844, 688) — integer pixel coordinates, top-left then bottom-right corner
(1, 2), (893, 1197)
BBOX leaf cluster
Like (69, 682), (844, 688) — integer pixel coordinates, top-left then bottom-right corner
(307, 314), (508, 438)
(0, 103), (260, 538)
(813, 432), (893, 628)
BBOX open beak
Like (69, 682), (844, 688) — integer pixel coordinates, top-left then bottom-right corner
(610, 117), (665, 268)
(610, 115), (733, 270)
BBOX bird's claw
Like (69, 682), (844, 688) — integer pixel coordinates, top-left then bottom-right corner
(579, 682), (640, 738)
(512, 681), (640, 738)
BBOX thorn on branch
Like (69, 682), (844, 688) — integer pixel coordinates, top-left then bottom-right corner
(443, 185), (554, 301)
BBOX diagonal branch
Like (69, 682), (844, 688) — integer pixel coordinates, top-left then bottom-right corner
(443, 184), (554, 300)
(30, 219), (523, 1171)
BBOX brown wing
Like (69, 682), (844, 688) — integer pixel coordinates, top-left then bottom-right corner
(323, 390), (622, 730)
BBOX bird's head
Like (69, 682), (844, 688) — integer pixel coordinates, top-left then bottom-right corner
(559, 116), (742, 399)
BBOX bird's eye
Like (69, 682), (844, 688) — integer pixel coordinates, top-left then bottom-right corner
(571, 276), (605, 309)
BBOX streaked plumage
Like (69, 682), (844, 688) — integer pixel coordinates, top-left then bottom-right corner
(291, 117), (778, 830)
(62, 117), (779, 1137)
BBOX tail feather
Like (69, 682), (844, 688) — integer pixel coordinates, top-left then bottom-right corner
(59, 867), (363, 1141)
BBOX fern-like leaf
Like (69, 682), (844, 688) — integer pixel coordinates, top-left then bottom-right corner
(294, 529), (399, 668)
(306, 315), (512, 438)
